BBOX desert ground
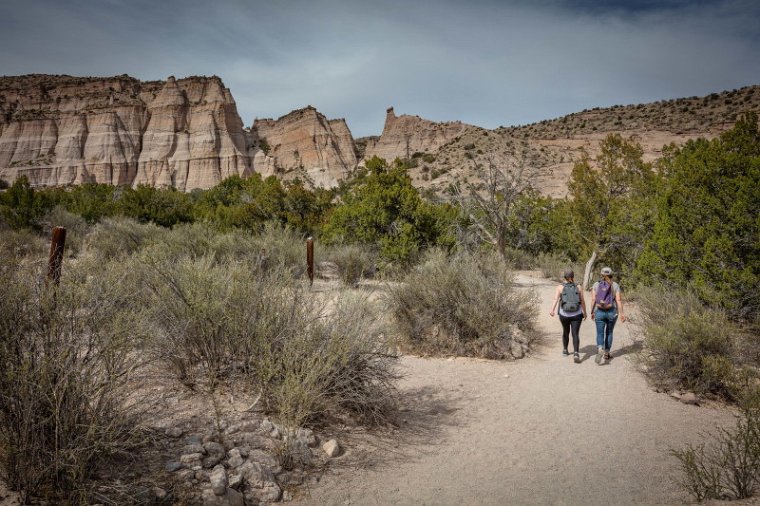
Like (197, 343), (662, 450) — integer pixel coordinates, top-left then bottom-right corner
(294, 271), (740, 506)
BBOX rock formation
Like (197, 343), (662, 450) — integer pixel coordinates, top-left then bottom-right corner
(362, 107), (469, 163)
(249, 106), (357, 187)
(0, 74), (251, 191)
(2, 74), (758, 196)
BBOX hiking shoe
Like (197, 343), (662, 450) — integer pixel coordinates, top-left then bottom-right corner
(573, 352), (580, 363)
(595, 348), (603, 364)
(604, 352), (611, 361)
(562, 349), (570, 357)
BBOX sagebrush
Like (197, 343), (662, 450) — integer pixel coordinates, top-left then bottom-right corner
(142, 252), (398, 429)
(389, 249), (539, 358)
(0, 253), (150, 503)
(636, 285), (759, 399)
(672, 403), (760, 501)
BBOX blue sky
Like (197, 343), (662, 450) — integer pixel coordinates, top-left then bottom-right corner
(1, 0), (759, 137)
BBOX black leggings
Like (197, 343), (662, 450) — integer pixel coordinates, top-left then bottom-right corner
(559, 313), (583, 352)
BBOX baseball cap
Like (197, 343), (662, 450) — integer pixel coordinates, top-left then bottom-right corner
(600, 266), (613, 276)
(563, 269), (574, 279)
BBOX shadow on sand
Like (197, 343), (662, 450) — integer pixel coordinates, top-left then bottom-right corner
(306, 383), (466, 481)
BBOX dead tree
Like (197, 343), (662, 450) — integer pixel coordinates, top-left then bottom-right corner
(455, 152), (547, 259)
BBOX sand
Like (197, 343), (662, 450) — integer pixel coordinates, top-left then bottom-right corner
(294, 271), (739, 506)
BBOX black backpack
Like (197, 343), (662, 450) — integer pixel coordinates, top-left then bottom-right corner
(561, 282), (581, 312)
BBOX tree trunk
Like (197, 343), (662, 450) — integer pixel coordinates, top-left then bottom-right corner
(583, 250), (597, 291)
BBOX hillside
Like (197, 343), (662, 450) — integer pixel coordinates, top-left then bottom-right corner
(384, 85), (760, 197)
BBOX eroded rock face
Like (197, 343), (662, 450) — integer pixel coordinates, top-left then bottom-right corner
(250, 106), (357, 187)
(0, 74), (251, 190)
(362, 107), (468, 163)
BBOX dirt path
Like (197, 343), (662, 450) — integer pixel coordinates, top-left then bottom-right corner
(295, 272), (737, 506)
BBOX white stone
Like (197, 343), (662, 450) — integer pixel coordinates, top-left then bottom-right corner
(180, 452), (204, 465)
(322, 439), (341, 458)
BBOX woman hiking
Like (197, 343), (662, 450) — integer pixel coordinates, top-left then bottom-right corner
(591, 266), (626, 364)
(549, 269), (587, 363)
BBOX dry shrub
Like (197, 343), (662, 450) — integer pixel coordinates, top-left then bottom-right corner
(501, 247), (535, 270)
(636, 285), (759, 399)
(250, 223), (308, 276)
(327, 244), (376, 286)
(139, 254), (288, 387)
(672, 403), (760, 501)
(0, 228), (47, 260)
(85, 216), (162, 260)
(0, 255), (151, 503)
(139, 221), (306, 276)
(535, 253), (581, 282)
(40, 206), (89, 258)
(389, 249), (540, 359)
(141, 253), (398, 430)
(272, 293), (398, 427)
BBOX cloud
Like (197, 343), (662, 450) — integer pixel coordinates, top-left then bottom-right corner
(1, 0), (759, 137)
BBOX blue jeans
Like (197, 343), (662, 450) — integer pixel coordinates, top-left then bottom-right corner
(595, 308), (617, 351)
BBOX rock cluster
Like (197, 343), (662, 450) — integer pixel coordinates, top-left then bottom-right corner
(165, 419), (332, 505)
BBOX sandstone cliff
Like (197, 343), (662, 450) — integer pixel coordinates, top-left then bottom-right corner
(0, 74), (251, 190)
(249, 106), (357, 187)
(362, 107), (469, 163)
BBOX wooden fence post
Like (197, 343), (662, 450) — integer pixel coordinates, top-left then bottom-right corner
(47, 226), (66, 285)
(306, 237), (314, 287)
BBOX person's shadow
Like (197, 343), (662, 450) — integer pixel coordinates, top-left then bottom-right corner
(611, 340), (643, 359)
(578, 344), (598, 363)
(577, 341), (643, 363)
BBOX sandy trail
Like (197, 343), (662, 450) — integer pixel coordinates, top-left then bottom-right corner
(295, 272), (737, 506)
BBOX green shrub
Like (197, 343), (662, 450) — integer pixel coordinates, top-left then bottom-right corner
(118, 184), (193, 227)
(636, 113), (760, 323)
(389, 250), (539, 358)
(0, 176), (53, 230)
(636, 285), (758, 399)
(322, 157), (455, 269)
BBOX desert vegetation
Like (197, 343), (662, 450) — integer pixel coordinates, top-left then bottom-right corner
(0, 220), (398, 503)
(0, 113), (758, 503)
(389, 249), (539, 359)
(671, 400), (760, 501)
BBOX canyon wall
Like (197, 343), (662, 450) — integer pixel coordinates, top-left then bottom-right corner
(250, 106), (357, 187)
(0, 74), (251, 190)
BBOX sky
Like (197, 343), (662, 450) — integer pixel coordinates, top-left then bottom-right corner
(1, 0), (759, 137)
